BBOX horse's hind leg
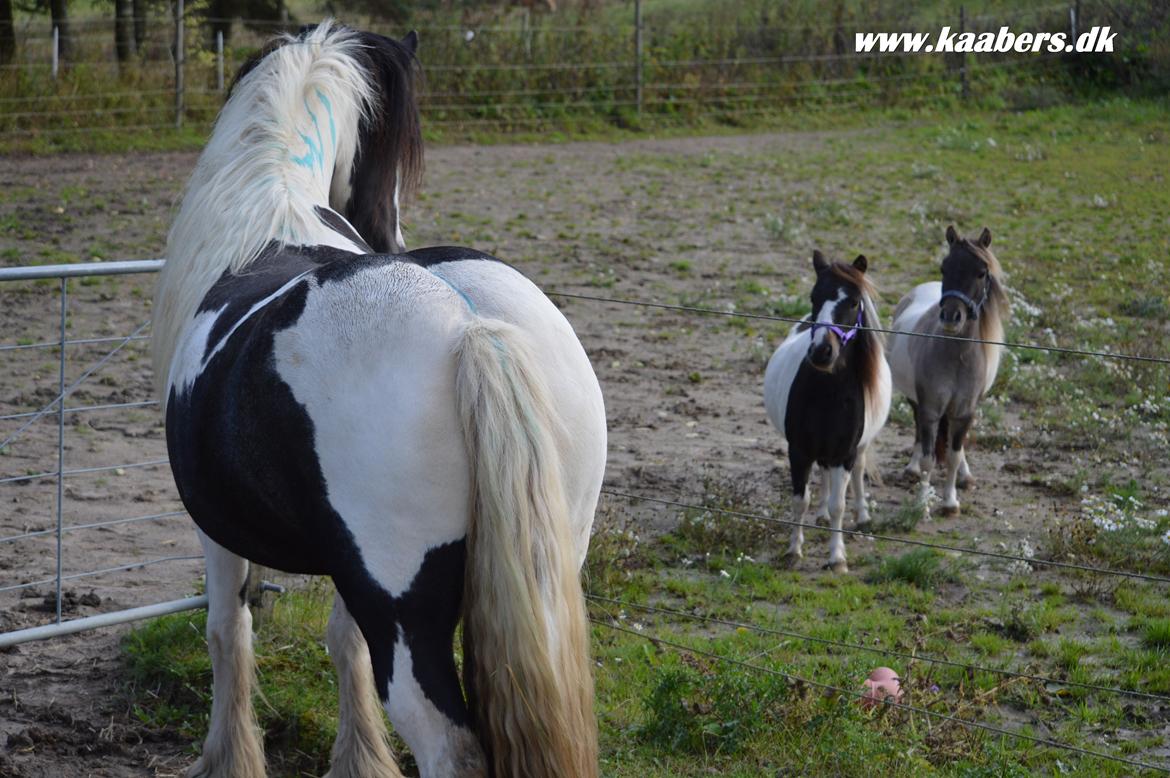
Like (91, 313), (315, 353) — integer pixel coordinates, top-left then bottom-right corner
(956, 448), (974, 489)
(325, 593), (402, 778)
(826, 465), (850, 574)
(189, 531), (265, 778)
(784, 453), (813, 565)
(940, 415), (974, 515)
(336, 550), (486, 778)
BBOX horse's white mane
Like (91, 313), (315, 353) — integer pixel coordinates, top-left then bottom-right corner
(152, 21), (375, 399)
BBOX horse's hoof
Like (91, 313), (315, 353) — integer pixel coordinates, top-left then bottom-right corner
(939, 503), (960, 517)
(824, 560), (849, 574)
(957, 476), (976, 491)
(814, 513), (830, 527)
(782, 551), (803, 568)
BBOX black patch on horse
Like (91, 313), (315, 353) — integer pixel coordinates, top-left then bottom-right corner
(315, 206), (375, 253)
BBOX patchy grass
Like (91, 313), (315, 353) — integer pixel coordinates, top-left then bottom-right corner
(868, 548), (955, 589)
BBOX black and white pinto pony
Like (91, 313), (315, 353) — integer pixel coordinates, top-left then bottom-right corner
(886, 225), (1008, 518)
(153, 23), (605, 778)
(763, 252), (891, 573)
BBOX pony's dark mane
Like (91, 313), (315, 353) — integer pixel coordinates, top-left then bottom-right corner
(826, 261), (885, 411)
(349, 30), (424, 202)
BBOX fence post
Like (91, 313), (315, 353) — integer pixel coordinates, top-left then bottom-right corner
(634, 0), (643, 114)
(959, 6), (968, 100)
(54, 277), (67, 624)
(1069, 3), (1078, 41)
(51, 26), (58, 79)
(522, 7), (531, 59)
(216, 29), (224, 93)
(174, 0), (184, 129)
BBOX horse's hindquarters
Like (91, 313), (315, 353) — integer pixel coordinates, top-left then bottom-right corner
(424, 256), (608, 563)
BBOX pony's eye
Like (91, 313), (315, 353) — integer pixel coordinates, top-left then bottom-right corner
(978, 268), (988, 278)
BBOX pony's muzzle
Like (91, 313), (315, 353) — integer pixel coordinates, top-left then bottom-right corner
(807, 341), (836, 370)
(938, 301), (966, 334)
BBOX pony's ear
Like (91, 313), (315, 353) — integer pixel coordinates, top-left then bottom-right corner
(977, 227), (992, 248)
(852, 254), (868, 273)
(945, 225), (959, 245)
(402, 30), (419, 54)
(812, 249), (828, 273)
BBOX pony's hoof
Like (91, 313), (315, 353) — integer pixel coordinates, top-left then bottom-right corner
(782, 551), (803, 568)
(825, 560), (849, 574)
(814, 513), (830, 527)
(939, 503), (960, 517)
(957, 475), (976, 491)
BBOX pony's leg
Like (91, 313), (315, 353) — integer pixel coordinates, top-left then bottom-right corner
(852, 446), (871, 527)
(189, 531), (265, 778)
(784, 454), (813, 564)
(913, 407), (941, 520)
(940, 416), (974, 515)
(904, 400), (924, 479)
(826, 466), (850, 573)
(814, 465), (831, 526)
(956, 448), (975, 489)
(325, 593), (402, 778)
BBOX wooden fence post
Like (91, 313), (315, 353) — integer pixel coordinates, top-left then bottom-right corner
(174, 0), (184, 128)
(959, 5), (968, 100)
(634, 0), (643, 114)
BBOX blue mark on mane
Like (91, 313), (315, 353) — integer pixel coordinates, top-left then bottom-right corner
(291, 92), (334, 172)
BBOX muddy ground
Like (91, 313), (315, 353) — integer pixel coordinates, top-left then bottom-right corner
(0, 133), (1139, 775)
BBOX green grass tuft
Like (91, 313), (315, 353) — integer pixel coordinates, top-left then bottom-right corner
(867, 548), (953, 589)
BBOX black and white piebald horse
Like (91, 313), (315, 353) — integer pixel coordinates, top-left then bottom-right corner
(153, 23), (605, 778)
(886, 225), (1008, 518)
(763, 251), (891, 573)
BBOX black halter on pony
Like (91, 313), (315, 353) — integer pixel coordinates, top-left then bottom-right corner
(939, 278), (990, 320)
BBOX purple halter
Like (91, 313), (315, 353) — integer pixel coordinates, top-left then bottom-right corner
(810, 309), (864, 344)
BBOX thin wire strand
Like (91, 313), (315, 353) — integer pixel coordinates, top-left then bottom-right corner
(586, 594), (1170, 703)
(0, 399), (159, 423)
(0, 509), (185, 545)
(592, 618), (1170, 774)
(0, 457), (169, 486)
(602, 489), (1170, 586)
(547, 290), (1170, 366)
(0, 320), (151, 455)
(0, 554), (203, 595)
(0, 334), (151, 353)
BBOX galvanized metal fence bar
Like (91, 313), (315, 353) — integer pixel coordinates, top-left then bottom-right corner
(0, 259), (208, 649)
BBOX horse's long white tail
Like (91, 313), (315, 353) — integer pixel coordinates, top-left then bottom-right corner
(454, 318), (598, 778)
